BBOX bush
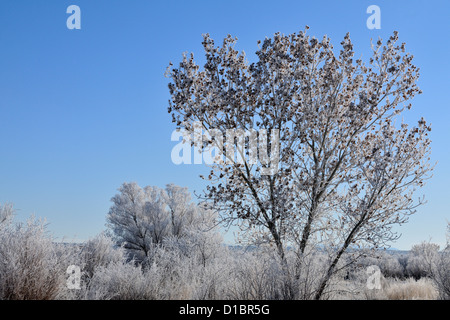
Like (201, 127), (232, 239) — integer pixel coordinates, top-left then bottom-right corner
(430, 248), (450, 300)
(225, 248), (285, 300)
(0, 217), (67, 300)
(406, 242), (439, 279)
(79, 232), (126, 279)
(84, 260), (156, 300)
(354, 251), (405, 279)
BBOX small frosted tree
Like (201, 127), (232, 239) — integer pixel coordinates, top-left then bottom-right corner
(106, 182), (218, 262)
(166, 28), (433, 299)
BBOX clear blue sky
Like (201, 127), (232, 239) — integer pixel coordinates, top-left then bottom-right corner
(0, 0), (448, 249)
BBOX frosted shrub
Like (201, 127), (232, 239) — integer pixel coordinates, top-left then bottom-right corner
(0, 217), (67, 300)
(432, 248), (450, 299)
(167, 30), (432, 301)
(406, 227), (450, 299)
(161, 212), (223, 267)
(83, 250), (189, 300)
(291, 249), (337, 300)
(145, 247), (193, 299)
(79, 232), (125, 279)
(161, 232), (231, 299)
(378, 252), (404, 278)
(150, 240), (231, 299)
(85, 260), (155, 300)
(225, 247), (287, 300)
(0, 203), (13, 227)
(406, 242), (439, 279)
(428, 227), (450, 300)
(190, 256), (231, 300)
(223, 246), (335, 300)
(355, 251), (404, 279)
(60, 232), (127, 300)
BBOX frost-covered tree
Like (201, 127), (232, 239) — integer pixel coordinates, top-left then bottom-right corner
(166, 28), (433, 299)
(106, 182), (218, 262)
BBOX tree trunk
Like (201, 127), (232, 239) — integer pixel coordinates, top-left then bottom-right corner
(314, 217), (365, 300)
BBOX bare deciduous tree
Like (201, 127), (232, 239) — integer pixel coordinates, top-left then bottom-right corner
(166, 28), (433, 299)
